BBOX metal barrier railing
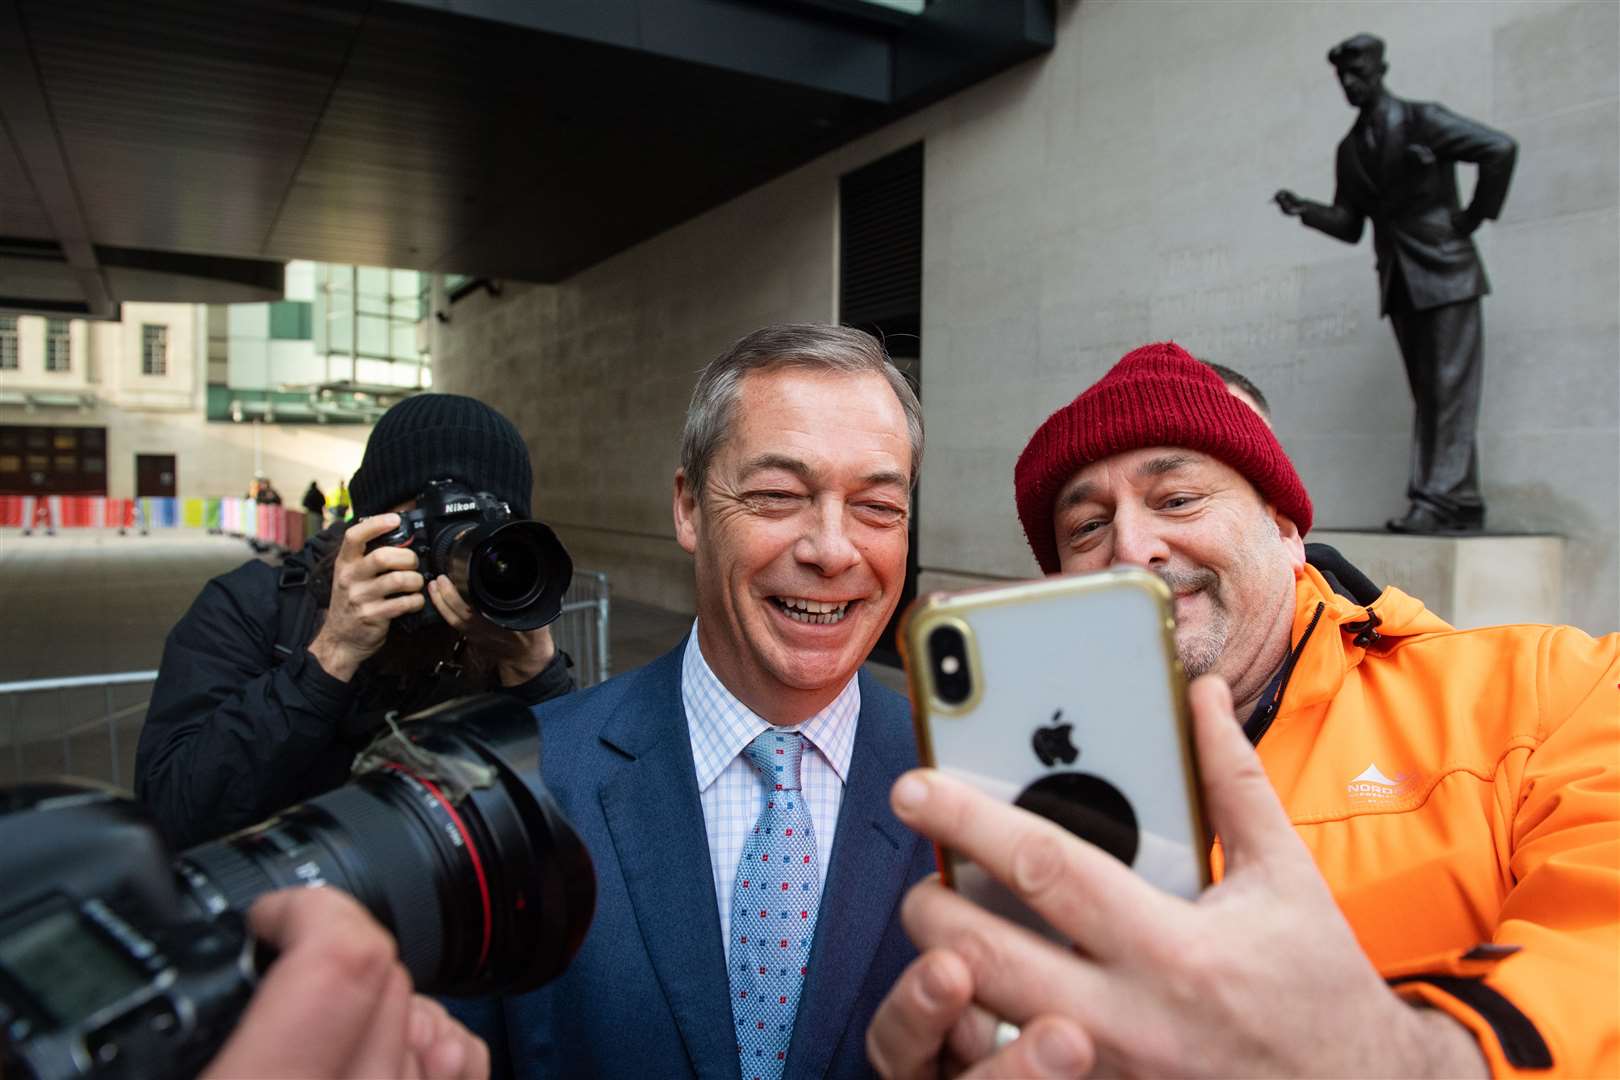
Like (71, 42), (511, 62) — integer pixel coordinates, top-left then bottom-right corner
(0, 571), (612, 787)
(0, 670), (158, 788)
(553, 570), (612, 688)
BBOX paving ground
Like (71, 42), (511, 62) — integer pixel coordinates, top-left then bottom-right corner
(0, 528), (905, 788)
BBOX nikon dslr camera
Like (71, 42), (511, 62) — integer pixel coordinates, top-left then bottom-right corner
(365, 478), (573, 632)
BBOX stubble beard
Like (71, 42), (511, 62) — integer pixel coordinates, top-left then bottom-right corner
(1160, 566), (1229, 679)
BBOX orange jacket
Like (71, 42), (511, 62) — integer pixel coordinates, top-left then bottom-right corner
(1222, 564), (1618, 1078)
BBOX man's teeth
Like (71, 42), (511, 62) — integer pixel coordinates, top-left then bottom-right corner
(774, 597), (851, 624)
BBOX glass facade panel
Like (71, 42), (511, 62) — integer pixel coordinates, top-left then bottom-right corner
(268, 301), (313, 340)
(219, 262), (429, 423)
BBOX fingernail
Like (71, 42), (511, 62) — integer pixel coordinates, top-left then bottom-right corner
(892, 773), (927, 812)
(1033, 1023), (1087, 1074)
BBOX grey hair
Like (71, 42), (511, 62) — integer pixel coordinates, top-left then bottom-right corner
(680, 323), (925, 496)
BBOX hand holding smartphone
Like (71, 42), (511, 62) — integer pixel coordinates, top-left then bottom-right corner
(899, 568), (1210, 934)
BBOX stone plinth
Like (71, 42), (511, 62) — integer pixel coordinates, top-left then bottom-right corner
(1310, 531), (1565, 628)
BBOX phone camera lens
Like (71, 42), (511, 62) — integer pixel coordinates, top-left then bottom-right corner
(928, 626), (973, 705)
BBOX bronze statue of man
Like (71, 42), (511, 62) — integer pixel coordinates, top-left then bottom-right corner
(1276, 33), (1516, 534)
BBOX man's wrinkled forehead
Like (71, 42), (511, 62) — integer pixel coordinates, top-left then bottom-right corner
(1054, 447), (1214, 513)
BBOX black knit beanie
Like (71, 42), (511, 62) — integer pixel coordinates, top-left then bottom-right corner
(350, 394), (532, 517)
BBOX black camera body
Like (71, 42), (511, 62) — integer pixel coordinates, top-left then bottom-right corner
(0, 696), (596, 1080)
(0, 790), (256, 1080)
(365, 478), (573, 632)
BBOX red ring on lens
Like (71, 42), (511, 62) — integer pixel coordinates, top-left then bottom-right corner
(384, 764), (493, 971)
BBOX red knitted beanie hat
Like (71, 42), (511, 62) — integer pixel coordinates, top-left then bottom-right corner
(1013, 342), (1313, 574)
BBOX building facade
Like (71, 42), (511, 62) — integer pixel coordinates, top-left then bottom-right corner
(0, 261), (431, 503)
(428, 0), (1619, 635)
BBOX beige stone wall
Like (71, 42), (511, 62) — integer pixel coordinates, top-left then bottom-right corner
(433, 0), (1619, 634)
(3, 304), (367, 500)
(0, 402), (368, 501)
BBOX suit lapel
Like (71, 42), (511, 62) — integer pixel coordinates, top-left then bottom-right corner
(786, 671), (922, 1079)
(596, 643), (738, 1079)
(1341, 130), (1380, 200)
(1377, 97), (1408, 189)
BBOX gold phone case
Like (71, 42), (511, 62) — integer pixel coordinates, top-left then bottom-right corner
(899, 568), (1211, 907)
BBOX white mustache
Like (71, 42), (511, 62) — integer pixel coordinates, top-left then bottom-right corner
(1158, 568), (1218, 597)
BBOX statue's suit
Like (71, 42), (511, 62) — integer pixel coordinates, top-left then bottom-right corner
(1309, 96), (1516, 521)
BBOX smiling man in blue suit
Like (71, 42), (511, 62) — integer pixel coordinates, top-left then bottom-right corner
(449, 323), (934, 1079)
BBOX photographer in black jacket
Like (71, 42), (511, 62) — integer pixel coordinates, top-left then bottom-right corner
(137, 395), (572, 848)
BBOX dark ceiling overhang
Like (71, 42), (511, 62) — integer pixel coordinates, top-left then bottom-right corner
(0, 0), (1051, 318)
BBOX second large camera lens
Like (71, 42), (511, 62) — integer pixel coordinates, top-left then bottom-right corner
(174, 696), (595, 996)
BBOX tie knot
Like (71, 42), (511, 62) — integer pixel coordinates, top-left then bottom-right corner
(743, 730), (806, 792)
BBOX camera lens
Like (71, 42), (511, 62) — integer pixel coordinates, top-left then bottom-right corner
(174, 697), (595, 996)
(476, 535), (542, 607)
(928, 625), (973, 705)
(444, 520), (573, 631)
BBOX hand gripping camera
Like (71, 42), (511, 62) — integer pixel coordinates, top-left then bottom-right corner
(0, 696), (596, 1080)
(366, 478), (574, 632)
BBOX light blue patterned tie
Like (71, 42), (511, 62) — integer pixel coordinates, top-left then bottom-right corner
(728, 731), (820, 1080)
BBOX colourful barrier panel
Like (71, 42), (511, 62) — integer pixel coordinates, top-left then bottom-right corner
(22, 496), (59, 532)
(138, 498), (178, 528)
(286, 507), (313, 546)
(0, 493), (250, 532)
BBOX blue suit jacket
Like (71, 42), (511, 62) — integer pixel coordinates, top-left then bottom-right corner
(447, 641), (935, 1079)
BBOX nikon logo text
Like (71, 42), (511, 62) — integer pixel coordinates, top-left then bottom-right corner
(444, 501), (476, 514)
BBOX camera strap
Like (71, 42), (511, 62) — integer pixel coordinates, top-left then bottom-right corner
(272, 569), (320, 664)
(270, 528), (344, 664)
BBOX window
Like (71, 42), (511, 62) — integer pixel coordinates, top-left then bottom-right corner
(0, 425), (108, 494)
(0, 316), (16, 370)
(45, 319), (71, 372)
(141, 324), (169, 375)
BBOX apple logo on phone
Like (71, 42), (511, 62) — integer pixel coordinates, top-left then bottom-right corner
(1031, 710), (1079, 767)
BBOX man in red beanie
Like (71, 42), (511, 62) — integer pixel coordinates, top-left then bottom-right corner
(866, 342), (1618, 1079)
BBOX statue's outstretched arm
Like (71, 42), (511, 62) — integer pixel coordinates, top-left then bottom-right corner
(1275, 188), (1364, 244)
